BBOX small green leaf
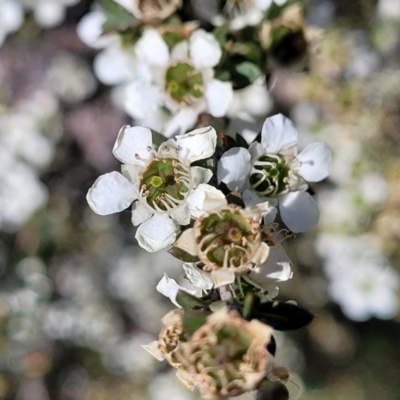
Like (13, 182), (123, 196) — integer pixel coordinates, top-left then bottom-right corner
(100, 0), (135, 32)
(151, 130), (168, 147)
(191, 156), (214, 171)
(168, 246), (200, 263)
(213, 25), (230, 47)
(183, 310), (210, 336)
(235, 62), (262, 84)
(226, 193), (245, 208)
(163, 31), (186, 49)
(250, 301), (314, 331)
(176, 291), (207, 310)
(236, 132), (249, 149)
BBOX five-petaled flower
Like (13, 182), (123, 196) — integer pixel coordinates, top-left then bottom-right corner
(87, 125), (219, 252)
(218, 113), (332, 232)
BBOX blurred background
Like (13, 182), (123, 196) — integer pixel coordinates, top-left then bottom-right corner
(1, 0), (400, 399)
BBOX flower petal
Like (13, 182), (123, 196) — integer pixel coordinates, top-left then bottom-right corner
(189, 29), (222, 68)
(211, 269), (235, 288)
(135, 214), (179, 252)
(170, 203), (191, 226)
(183, 263), (214, 292)
(174, 228), (198, 256)
(112, 125), (153, 165)
(135, 28), (169, 68)
(87, 171), (137, 215)
(163, 107), (199, 138)
(190, 166), (213, 187)
(141, 341), (164, 361)
(156, 274), (197, 307)
(186, 184), (227, 218)
(124, 81), (163, 119)
(131, 201), (153, 226)
(279, 191), (319, 232)
(217, 147), (251, 191)
(261, 114), (298, 154)
(176, 126), (217, 162)
(205, 79), (233, 117)
(296, 142), (332, 182)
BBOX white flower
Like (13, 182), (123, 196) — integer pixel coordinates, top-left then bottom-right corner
(218, 114), (332, 232)
(211, 0), (287, 30)
(87, 125), (219, 252)
(124, 28), (233, 137)
(21, 0), (80, 28)
(0, 0), (23, 47)
(114, 0), (181, 21)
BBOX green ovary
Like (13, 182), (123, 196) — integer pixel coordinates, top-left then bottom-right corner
(140, 158), (190, 211)
(165, 62), (204, 103)
(249, 154), (290, 197)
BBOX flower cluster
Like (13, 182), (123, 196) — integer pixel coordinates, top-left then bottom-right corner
(87, 112), (330, 398)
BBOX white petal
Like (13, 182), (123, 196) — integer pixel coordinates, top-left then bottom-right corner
(243, 191), (278, 224)
(251, 242), (270, 264)
(251, 247), (293, 283)
(174, 228), (198, 256)
(183, 263), (214, 292)
(94, 47), (134, 85)
(131, 201), (153, 226)
(186, 184), (227, 218)
(170, 203), (191, 226)
(211, 269), (235, 288)
(124, 81), (163, 119)
(87, 171), (137, 215)
(135, 28), (169, 68)
(163, 108), (199, 138)
(279, 191), (319, 232)
(34, 1), (64, 28)
(176, 126), (217, 163)
(296, 142), (332, 182)
(156, 274), (197, 307)
(205, 80), (233, 117)
(112, 125), (153, 165)
(261, 114), (299, 154)
(190, 166), (213, 187)
(189, 30), (222, 68)
(217, 147), (251, 190)
(171, 40), (189, 61)
(135, 214), (179, 252)
(141, 341), (164, 361)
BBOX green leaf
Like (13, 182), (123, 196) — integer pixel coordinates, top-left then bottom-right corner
(236, 132), (249, 149)
(100, 0), (135, 32)
(168, 246), (200, 263)
(176, 291), (208, 310)
(163, 31), (186, 49)
(213, 25), (230, 47)
(151, 130), (168, 147)
(250, 301), (314, 331)
(191, 156), (214, 171)
(183, 310), (210, 336)
(235, 62), (262, 84)
(226, 193), (245, 208)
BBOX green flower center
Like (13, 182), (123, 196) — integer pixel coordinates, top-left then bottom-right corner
(249, 154), (290, 197)
(140, 157), (191, 211)
(197, 207), (259, 271)
(165, 62), (204, 103)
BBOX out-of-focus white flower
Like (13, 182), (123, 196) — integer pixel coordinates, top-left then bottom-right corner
(124, 28), (233, 137)
(0, 154), (48, 232)
(0, 0), (23, 47)
(377, 0), (400, 19)
(87, 125), (219, 252)
(218, 114), (332, 232)
(21, 0), (80, 28)
(47, 53), (97, 103)
(227, 77), (273, 120)
(317, 234), (400, 321)
(213, 0), (287, 31)
(114, 0), (181, 21)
